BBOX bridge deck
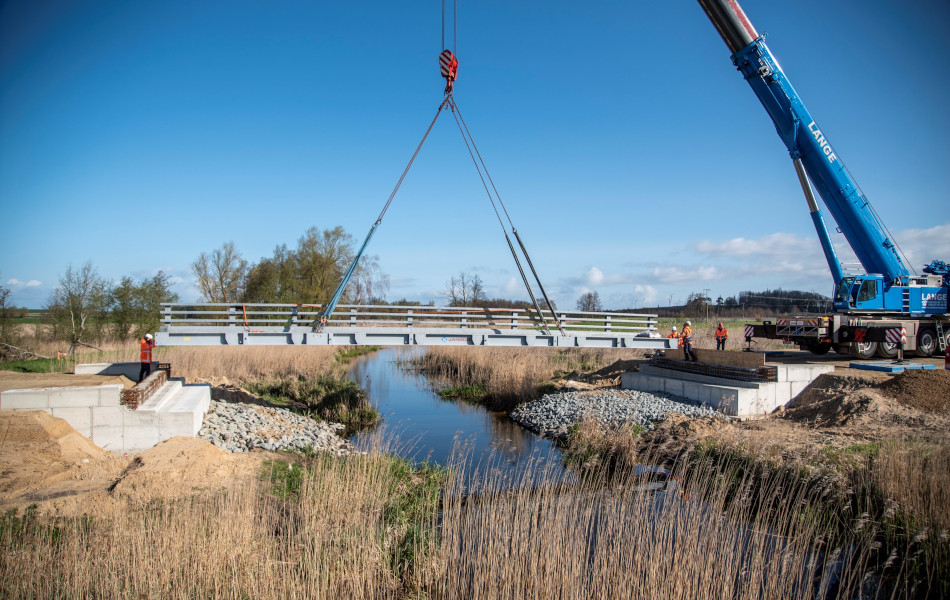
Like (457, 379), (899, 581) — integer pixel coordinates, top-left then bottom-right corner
(155, 303), (678, 350)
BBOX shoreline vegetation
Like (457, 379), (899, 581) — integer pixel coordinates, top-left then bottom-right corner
(2, 344), (947, 597)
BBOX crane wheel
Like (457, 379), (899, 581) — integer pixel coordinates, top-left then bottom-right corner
(850, 341), (877, 359)
(806, 341), (831, 355)
(875, 341), (899, 359)
(914, 328), (937, 358)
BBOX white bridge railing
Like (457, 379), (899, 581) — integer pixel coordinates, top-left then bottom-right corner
(156, 303), (676, 349)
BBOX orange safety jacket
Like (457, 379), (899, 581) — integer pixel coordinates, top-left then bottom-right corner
(667, 332), (677, 339)
(715, 327), (729, 341)
(140, 338), (155, 363)
(680, 326), (693, 344)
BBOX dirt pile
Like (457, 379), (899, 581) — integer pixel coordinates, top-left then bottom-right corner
(0, 411), (270, 517)
(878, 369), (950, 414)
(582, 359), (643, 384)
(109, 437), (258, 503)
(782, 374), (877, 426)
(0, 410), (119, 499)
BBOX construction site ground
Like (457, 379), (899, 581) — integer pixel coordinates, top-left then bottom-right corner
(1, 350), (948, 518)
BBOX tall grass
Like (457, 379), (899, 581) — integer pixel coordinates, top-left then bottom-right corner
(416, 347), (643, 410)
(7, 442), (937, 598)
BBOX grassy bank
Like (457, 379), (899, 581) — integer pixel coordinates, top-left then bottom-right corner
(2, 442), (923, 599)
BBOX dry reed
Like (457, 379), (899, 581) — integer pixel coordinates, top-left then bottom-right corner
(3, 440), (945, 598)
(417, 347), (643, 408)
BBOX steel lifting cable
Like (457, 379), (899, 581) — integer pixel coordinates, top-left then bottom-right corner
(449, 98), (564, 333)
(446, 96), (559, 334)
(315, 96), (452, 330)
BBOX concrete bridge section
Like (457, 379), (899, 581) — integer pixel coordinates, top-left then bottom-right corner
(621, 349), (834, 418)
(155, 303), (679, 350)
(0, 362), (210, 452)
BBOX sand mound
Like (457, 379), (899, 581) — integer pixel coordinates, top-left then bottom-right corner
(878, 369), (950, 413)
(108, 437), (259, 503)
(0, 411), (113, 498)
(0, 410), (105, 463)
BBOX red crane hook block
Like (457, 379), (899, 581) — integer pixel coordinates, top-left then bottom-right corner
(439, 49), (459, 94)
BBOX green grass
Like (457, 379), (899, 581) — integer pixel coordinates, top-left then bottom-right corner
(438, 383), (489, 403)
(334, 346), (380, 364)
(0, 358), (68, 373)
(246, 376), (380, 435)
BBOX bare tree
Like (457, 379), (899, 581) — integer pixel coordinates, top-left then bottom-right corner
(192, 241), (248, 302)
(443, 271), (487, 307)
(350, 254), (390, 305)
(575, 291), (603, 312)
(47, 261), (112, 350)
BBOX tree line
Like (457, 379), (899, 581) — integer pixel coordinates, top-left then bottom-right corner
(192, 227), (389, 305)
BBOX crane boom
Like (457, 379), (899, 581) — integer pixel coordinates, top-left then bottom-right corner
(697, 0), (909, 285)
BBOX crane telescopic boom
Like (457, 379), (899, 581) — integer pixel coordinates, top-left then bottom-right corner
(697, 0), (909, 286)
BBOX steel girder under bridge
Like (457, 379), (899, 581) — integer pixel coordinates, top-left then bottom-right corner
(155, 303), (678, 350)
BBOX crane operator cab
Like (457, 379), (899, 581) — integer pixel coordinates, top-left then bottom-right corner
(834, 274), (947, 315)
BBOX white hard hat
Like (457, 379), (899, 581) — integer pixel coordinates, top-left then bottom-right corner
(685, 321), (691, 326)
(145, 333), (153, 340)
(671, 326), (677, 331)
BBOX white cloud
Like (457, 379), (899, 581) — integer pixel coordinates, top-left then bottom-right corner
(502, 277), (519, 294)
(584, 266), (604, 286)
(6, 278), (42, 288)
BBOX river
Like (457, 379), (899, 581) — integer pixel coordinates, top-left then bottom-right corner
(347, 347), (569, 485)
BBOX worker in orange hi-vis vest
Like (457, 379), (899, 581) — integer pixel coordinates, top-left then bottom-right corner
(715, 322), (729, 350)
(680, 321), (697, 362)
(667, 326), (678, 339)
(139, 333), (156, 382)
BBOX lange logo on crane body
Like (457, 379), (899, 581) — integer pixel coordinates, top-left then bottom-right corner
(922, 292), (948, 307)
(808, 121), (838, 164)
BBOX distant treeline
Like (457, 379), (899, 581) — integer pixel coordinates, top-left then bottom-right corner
(643, 288), (832, 318)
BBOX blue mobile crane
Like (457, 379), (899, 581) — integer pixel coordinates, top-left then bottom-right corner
(696, 0), (949, 359)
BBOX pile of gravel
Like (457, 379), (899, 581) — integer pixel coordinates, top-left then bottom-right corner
(198, 400), (357, 455)
(511, 389), (723, 439)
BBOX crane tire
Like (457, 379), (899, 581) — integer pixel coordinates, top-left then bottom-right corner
(875, 341), (899, 359)
(851, 341), (877, 359)
(806, 341), (831, 355)
(914, 328), (937, 358)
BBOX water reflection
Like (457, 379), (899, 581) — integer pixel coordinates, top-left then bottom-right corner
(347, 348), (569, 485)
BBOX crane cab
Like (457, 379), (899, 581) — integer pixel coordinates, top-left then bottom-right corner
(834, 274), (947, 315)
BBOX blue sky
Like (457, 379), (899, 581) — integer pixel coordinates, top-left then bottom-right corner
(2, 0), (948, 310)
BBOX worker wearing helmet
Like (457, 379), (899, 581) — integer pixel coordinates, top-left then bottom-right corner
(715, 322), (729, 350)
(680, 321), (696, 361)
(667, 326), (678, 339)
(139, 333), (156, 382)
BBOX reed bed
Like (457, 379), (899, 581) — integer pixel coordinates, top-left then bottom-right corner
(6, 441), (931, 599)
(159, 345), (345, 383)
(416, 347), (642, 409)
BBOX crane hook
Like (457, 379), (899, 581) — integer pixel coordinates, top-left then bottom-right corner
(439, 49), (459, 95)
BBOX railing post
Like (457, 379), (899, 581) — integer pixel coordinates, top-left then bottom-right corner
(228, 305), (237, 328)
(559, 313), (566, 331)
(605, 315), (611, 333)
(162, 305), (171, 327)
(512, 311), (518, 330)
(461, 313), (467, 329)
(291, 305), (298, 326)
(407, 309), (413, 328)
(350, 308), (357, 327)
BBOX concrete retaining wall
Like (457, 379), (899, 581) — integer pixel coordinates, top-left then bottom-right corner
(1, 363), (210, 452)
(621, 362), (833, 418)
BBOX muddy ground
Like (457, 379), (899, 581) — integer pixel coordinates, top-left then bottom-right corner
(1, 353), (948, 517)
